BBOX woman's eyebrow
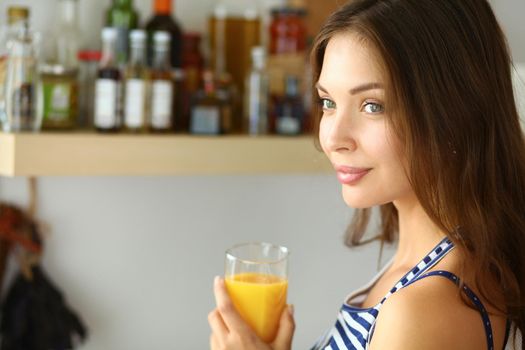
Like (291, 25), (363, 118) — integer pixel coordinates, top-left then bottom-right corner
(349, 82), (384, 95)
(315, 82), (328, 93)
(315, 82), (384, 95)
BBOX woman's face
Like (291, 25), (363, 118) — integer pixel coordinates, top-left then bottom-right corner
(317, 33), (413, 208)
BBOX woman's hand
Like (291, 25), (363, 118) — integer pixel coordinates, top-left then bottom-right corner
(208, 276), (295, 350)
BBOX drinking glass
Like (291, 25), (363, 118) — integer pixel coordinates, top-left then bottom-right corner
(224, 242), (289, 343)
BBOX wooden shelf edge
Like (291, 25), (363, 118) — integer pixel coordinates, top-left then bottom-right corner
(0, 133), (332, 177)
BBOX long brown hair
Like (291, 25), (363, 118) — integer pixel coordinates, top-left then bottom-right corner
(311, 0), (525, 346)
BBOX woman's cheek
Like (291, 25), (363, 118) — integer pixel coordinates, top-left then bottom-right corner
(319, 116), (332, 156)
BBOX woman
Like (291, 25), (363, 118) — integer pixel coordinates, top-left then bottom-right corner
(208, 0), (525, 349)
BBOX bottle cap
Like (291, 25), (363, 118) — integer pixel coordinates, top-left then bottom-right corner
(251, 46), (266, 59)
(77, 50), (102, 61)
(101, 27), (118, 41)
(154, 0), (172, 15)
(213, 4), (227, 20)
(243, 8), (258, 20)
(288, 0), (306, 9)
(129, 29), (146, 43)
(153, 31), (171, 44)
(7, 6), (29, 24)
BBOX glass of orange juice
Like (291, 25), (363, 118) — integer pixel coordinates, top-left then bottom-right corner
(224, 242), (289, 343)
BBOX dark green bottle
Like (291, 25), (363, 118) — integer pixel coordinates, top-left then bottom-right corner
(106, 0), (139, 65)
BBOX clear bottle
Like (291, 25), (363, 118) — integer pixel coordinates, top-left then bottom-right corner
(244, 46), (269, 135)
(106, 0), (139, 66)
(3, 21), (42, 132)
(52, 0), (82, 69)
(124, 29), (149, 132)
(94, 27), (122, 132)
(0, 7), (30, 130)
(149, 31), (174, 132)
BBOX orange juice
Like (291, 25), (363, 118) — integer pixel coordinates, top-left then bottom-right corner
(225, 272), (288, 343)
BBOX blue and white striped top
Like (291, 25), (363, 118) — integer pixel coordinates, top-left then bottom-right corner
(312, 236), (516, 350)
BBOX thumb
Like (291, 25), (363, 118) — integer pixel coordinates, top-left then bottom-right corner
(272, 304), (295, 350)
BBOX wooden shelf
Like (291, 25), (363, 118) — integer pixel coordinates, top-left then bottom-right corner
(0, 132), (332, 176)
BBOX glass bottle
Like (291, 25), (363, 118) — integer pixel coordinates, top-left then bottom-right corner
(94, 27), (122, 132)
(52, 0), (82, 68)
(208, 5), (239, 133)
(149, 31), (174, 132)
(208, 3), (260, 128)
(124, 29), (149, 132)
(244, 46), (269, 135)
(39, 0), (81, 131)
(273, 75), (304, 135)
(179, 32), (204, 132)
(77, 50), (101, 129)
(145, 0), (183, 69)
(40, 63), (78, 130)
(3, 22), (42, 132)
(0, 7), (30, 130)
(190, 70), (233, 135)
(106, 0), (139, 66)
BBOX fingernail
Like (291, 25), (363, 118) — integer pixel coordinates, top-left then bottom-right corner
(214, 276), (220, 285)
(288, 304), (294, 316)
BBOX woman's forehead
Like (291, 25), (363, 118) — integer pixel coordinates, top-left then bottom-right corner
(319, 33), (386, 88)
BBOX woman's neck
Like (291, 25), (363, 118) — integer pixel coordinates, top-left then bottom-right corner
(392, 193), (447, 268)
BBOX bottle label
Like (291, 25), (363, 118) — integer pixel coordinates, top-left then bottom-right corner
(95, 79), (119, 129)
(276, 104), (301, 135)
(11, 83), (35, 124)
(151, 80), (173, 129)
(125, 79), (146, 129)
(190, 106), (220, 134)
(43, 82), (73, 122)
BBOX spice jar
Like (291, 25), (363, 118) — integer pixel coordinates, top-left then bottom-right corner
(269, 7), (307, 55)
(40, 63), (78, 130)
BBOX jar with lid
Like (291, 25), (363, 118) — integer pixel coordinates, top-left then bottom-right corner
(269, 7), (307, 55)
(40, 63), (78, 130)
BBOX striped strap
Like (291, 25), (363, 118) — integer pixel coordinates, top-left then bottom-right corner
(405, 270), (495, 350)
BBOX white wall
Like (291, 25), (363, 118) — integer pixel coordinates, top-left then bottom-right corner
(0, 175), (387, 350)
(0, 1), (523, 350)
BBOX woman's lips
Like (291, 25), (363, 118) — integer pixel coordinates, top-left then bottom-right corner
(335, 166), (372, 185)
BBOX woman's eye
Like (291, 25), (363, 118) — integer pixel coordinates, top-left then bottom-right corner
(363, 102), (384, 114)
(320, 98), (336, 110)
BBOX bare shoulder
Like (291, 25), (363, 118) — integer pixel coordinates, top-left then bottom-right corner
(368, 274), (490, 350)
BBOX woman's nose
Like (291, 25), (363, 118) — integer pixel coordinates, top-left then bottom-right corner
(324, 113), (358, 153)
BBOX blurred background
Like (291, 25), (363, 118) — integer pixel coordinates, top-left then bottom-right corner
(0, 0), (523, 349)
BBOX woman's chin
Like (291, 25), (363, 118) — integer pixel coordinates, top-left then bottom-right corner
(341, 191), (376, 209)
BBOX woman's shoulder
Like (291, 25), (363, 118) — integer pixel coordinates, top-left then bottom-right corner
(368, 271), (500, 350)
